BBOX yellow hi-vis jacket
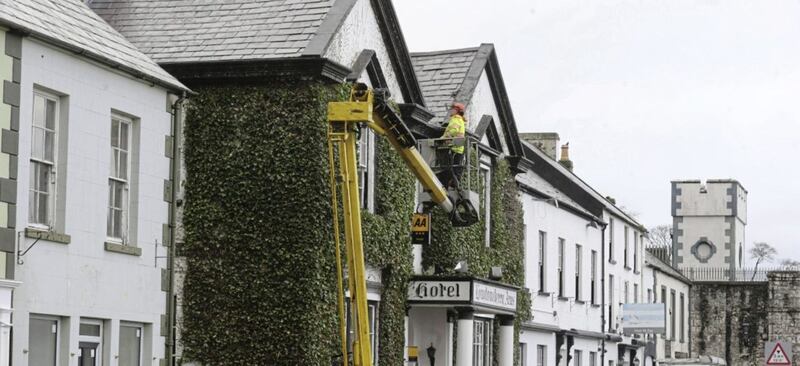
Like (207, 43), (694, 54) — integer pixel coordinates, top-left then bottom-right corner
(443, 115), (465, 154)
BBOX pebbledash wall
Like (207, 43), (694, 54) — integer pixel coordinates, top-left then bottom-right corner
(690, 271), (800, 365)
(11, 35), (174, 365)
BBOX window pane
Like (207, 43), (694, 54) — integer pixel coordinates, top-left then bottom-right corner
(120, 121), (129, 150)
(37, 191), (48, 225)
(45, 131), (55, 162)
(45, 99), (57, 130)
(111, 119), (120, 148)
(29, 317), (58, 366)
(113, 181), (125, 208)
(107, 206), (114, 237)
(79, 323), (101, 337)
(33, 95), (45, 127)
(119, 326), (141, 366)
(32, 127), (45, 160)
(37, 164), (50, 193)
(119, 151), (128, 180)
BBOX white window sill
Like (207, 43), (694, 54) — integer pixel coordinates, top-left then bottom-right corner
(104, 241), (141, 256)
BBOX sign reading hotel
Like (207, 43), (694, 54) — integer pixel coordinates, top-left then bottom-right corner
(408, 281), (470, 302)
(407, 278), (519, 313)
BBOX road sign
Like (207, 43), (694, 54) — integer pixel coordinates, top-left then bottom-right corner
(765, 341), (792, 365)
(410, 213), (430, 245)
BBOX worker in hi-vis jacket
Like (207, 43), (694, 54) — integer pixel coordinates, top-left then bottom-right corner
(438, 102), (466, 188)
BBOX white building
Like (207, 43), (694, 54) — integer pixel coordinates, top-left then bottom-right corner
(642, 251), (692, 364)
(0, 1), (188, 365)
(519, 134), (649, 366)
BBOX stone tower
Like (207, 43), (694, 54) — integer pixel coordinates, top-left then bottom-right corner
(671, 179), (747, 270)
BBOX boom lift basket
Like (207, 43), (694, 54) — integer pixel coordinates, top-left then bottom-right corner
(417, 136), (480, 227)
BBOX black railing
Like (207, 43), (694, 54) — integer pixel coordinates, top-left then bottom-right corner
(677, 266), (781, 282)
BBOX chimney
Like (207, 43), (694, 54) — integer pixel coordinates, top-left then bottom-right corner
(559, 143), (573, 171)
(520, 132), (560, 160)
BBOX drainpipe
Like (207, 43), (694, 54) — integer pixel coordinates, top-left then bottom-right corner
(600, 221), (607, 366)
(166, 91), (186, 366)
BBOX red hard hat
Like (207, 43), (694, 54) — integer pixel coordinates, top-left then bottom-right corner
(451, 102), (465, 113)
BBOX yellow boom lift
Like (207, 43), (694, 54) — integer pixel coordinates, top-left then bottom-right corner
(327, 83), (479, 366)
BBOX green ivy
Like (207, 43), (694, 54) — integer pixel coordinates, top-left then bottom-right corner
(180, 80), (528, 365)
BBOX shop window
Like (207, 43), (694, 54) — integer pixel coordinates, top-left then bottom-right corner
(119, 323), (142, 366)
(536, 345), (546, 366)
(472, 318), (493, 366)
(29, 315), (60, 366)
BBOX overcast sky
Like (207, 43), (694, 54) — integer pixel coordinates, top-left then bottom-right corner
(395, 0), (800, 265)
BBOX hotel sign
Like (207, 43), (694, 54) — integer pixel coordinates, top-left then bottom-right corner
(407, 277), (519, 313)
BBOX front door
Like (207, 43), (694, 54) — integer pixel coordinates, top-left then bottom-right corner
(79, 342), (99, 366)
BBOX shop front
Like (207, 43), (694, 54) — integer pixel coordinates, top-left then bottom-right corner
(406, 276), (519, 366)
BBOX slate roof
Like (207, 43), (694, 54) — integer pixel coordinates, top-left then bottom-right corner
(89, 0), (335, 64)
(411, 47), (478, 122)
(0, 0), (187, 91)
(522, 140), (644, 228)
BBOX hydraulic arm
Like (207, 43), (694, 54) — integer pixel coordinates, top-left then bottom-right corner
(326, 83), (478, 366)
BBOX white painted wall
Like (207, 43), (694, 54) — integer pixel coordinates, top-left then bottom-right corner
(324, 0), (405, 103)
(467, 70), (509, 155)
(651, 267), (691, 360)
(518, 330), (555, 366)
(520, 169), (604, 335)
(13, 38), (171, 366)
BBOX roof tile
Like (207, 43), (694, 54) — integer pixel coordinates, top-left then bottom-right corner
(88, 0), (335, 63)
(0, 0), (186, 91)
(411, 48), (479, 123)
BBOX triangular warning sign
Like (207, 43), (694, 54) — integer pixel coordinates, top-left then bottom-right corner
(767, 343), (792, 365)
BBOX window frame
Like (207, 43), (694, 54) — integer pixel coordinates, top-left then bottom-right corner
(29, 314), (61, 366)
(634, 283), (639, 303)
(590, 250), (597, 304)
(575, 244), (582, 301)
(634, 233), (639, 272)
(29, 90), (60, 229)
(480, 163), (492, 247)
(558, 238), (565, 297)
(670, 290), (676, 341)
(574, 349), (582, 366)
(107, 114), (134, 244)
(608, 218), (615, 262)
(680, 292), (685, 343)
(537, 345), (546, 366)
(538, 231), (547, 292)
(357, 128), (375, 213)
(608, 274), (615, 331)
(624, 226), (630, 269)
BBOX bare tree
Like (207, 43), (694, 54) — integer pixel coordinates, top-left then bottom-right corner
(780, 258), (800, 269)
(750, 242), (777, 280)
(647, 225), (672, 247)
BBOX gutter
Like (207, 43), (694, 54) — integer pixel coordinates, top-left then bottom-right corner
(165, 91), (186, 366)
(601, 222), (607, 366)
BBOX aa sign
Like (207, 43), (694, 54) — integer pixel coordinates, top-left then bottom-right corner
(410, 213), (430, 245)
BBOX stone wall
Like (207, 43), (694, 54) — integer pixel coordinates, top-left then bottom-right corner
(690, 271), (800, 365)
(767, 272), (800, 364)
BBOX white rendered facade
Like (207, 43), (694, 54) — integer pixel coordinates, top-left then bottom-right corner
(11, 37), (176, 366)
(643, 253), (691, 363)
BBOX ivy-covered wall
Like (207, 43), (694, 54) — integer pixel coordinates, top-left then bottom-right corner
(180, 81), (417, 365)
(180, 80), (528, 365)
(424, 155), (531, 365)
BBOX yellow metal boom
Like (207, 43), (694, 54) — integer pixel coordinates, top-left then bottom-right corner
(326, 83), (477, 366)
